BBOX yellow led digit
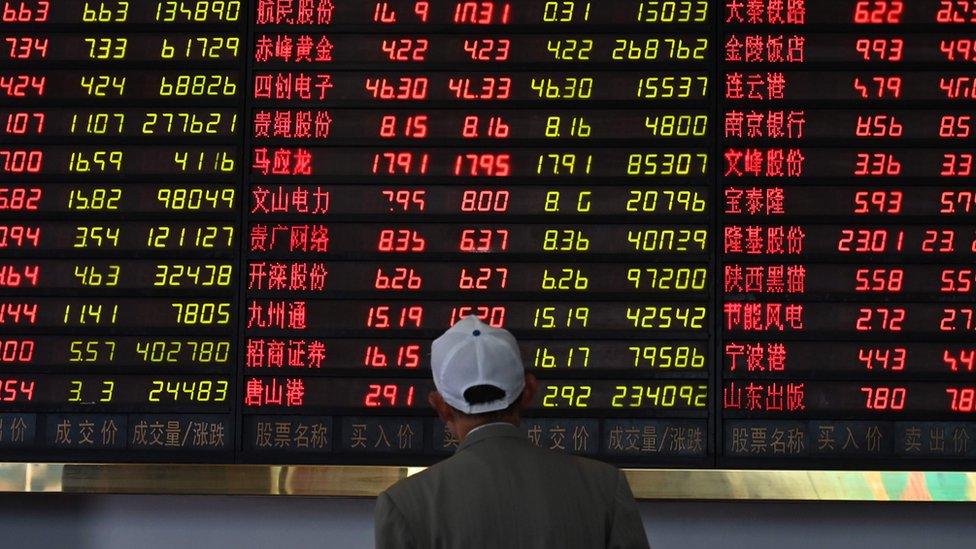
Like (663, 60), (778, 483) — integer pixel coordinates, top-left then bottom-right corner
(541, 268), (589, 291)
(542, 1), (591, 23)
(83, 1), (130, 23)
(171, 302), (231, 325)
(99, 380), (114, 402)
(68, 380), (83, 402)
(148, 380), (163, 401)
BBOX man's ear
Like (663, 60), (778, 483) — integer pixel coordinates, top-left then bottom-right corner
(520, 373), (538, 407)
(428, 391), (454, 424)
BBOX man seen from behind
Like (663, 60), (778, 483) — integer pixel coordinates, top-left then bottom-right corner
(375, 316), (650, 549)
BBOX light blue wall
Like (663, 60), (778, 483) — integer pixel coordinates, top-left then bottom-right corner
(1, 494), (973, 548)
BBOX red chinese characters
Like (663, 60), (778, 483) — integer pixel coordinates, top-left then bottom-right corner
(255, 0), (335, 25)
(246, 339), (327, 369)
(253, 110), (334, 140)
(244, 377), (306, 407)
(725, 0), (807, 25)
(723, 381), (806, 411)
(253, 34), (334, 63)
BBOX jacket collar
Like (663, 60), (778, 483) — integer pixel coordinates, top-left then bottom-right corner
(457, 422), (522, 453)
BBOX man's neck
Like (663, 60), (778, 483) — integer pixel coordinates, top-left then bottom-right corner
(456, 418), (518, 441)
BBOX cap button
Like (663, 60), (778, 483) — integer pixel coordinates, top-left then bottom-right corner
(472, 330), (481, 336)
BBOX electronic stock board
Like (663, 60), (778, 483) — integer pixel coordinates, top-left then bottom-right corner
(1, 0), (976, 470)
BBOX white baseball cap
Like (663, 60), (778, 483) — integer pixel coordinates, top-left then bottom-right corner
(431, 316), (525, 414)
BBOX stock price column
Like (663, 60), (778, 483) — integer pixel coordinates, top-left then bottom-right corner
(721, 0), (976, 467)
(243, 0), (714, 465)
(0, 0), (243, 460)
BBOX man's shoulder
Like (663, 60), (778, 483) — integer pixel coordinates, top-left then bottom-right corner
(383, 442), (620, 502)
(523, 443), (621, 480)
(382, 452), (466, 496)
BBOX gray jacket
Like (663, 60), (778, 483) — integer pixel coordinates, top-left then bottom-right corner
(375, 423), (650, 549)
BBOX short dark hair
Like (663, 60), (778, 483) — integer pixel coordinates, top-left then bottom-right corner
(463, 384), (506, 405)
(454, 384), (520, 420)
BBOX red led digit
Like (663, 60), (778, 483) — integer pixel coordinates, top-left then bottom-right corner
(854, 115), (903, 137)
(0, 379), (13, 400)
(0, 302), (37, 324)
(939, 115), (972, 138)
(379, 115), (428, 138)
(453, 1), (511, 25)
(0, 75), (45, 97)
(937, 1), (976, 23)
(450, 305), (505, 327)
(947, 387), (976, 412)
(853, 76), (901, 99)
(854, 38), (903, 61)
(945, 350), (976, 372)
(0, 378), (36, 402)
(453, 153), (510, 176)
(854, 153), (901, 176)
(940, 76), (976, 99)
(860, 386), (907, 411)
(461, 115), (510, 138)
(854, 268), (904, 292)
(0, 339), (33, 363)
(372, 151), (429, 175)
(941, 308), (976, 332)
(372, 1), (431, 23)
(941, 269), (975, 293)
(921, 229), (955, 253)
(941, 153), (975, 176)
(364, 345), (389, 368)
(459, 228), (509, 251)
(363, 384), (414, 407)
(940, 39), (976, 61)
(941, 191), (976, 213)
(379, 116), (397, 137)
(414, 1), (430, 21)
(366, 305), (423, 328)
(855, 307), (905, 332)
(365, 77), (428, 100)
(837, 229), (903, 253)
(460, 190), (510, 212)
(380, 38), (429, 62)
(4, 112), (45, 135)
(374, 267), (423, 290)
(857, 347), (907, 371)
(463, 39), (511, 61)
(381, 383), (398, 406)
(0, 264), (39, 287)
(363, 344), (421, 368)
(461, 116), (479, 138)
(0, 225), (41, 248)
(18, 379), (32, 401)
(377, 229), (426, 252)
(1, 1), (50, 22)
(853, 0), (904, 23)
(364, 383), (382, 406)
(853, 190), (902, 214)
(0, 187), (41, 210)
(458, 266), (508, 289)
(373, 2), (397, 23)
(381, 189), (426, 211)
(0, 150), (42, 173)
(399, 306), (423, 327)
(397, 345), (421, 368)
(366, 306), (391, 328)
(3, 36), (48, 59)
(448, 76), (512, 100)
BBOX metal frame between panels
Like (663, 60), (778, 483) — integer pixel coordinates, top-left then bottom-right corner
(0, 464), (973, 501)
